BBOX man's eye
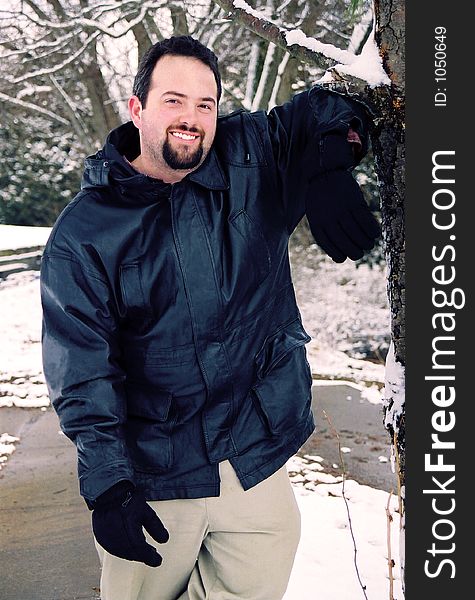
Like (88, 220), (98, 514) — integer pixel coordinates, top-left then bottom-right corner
(199, 104), (212, 110)
(165, 98), (178, 104)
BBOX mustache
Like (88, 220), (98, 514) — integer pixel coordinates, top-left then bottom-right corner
(167, 124), (204, 136)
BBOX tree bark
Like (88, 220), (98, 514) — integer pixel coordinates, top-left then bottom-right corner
(369, 0), (406, 591)
(370, 0), (405, 477)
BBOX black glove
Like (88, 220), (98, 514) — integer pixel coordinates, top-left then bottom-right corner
(305, 169), (381, 263)
(91, 481), (169, 567)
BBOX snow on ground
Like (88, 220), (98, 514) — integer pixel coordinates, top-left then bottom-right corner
(0, 270), (49, 409)
(290, 241), (390, 365)
(285, 454), (403, 600)
(0, 432), (20, 471)
(0, 225), (51, 251)
(0, 224), (52, 252)
(0, 227), (402, 599)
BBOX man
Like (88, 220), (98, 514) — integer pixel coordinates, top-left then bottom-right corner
(41, 36), (380, 600)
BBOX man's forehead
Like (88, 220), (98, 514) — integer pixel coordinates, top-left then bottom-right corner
(150, 55), (217, 98)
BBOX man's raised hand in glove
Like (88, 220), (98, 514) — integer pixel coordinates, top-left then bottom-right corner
(305, 120), (381, 263)
(91, 481), (169, 567)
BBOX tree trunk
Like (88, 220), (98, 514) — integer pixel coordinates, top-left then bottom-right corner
(130, 21), (154, 62)
(370, 0), (406, 591)
(76, 1), (121, 145)
(367, 83), (405, 467)
(170, 2), (190, 36)
(81, 50), (122, 145)
(370, 0), (405, 477)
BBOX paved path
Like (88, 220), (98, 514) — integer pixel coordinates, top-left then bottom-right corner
(0, 384), (396, 600)
(305, 383), (396, 492)
(0, 408), (100, 600)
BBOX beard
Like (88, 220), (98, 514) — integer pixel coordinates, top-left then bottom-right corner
(162, 135), (204, 170)
(143, 123), (206, 172)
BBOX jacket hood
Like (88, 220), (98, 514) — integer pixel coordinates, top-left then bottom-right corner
(81, 121), (229, 204)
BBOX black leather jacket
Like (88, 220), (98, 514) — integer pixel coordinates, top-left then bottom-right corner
(40, 86), (370, 502)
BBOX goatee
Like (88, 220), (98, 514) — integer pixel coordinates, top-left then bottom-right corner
(162, 138), (203, 170)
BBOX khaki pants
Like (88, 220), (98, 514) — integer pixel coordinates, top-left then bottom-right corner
(95, 460), (301, 600)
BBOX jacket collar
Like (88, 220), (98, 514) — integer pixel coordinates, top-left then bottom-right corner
(187, 146), (229, 191)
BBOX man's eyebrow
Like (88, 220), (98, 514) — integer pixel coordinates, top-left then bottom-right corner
(162, 91), (216, 105)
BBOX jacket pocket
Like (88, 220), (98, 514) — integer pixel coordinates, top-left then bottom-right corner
(127, 383), (172, 420)
(125, 383), (175, 472)
(251, 318), (313, 435)
(229, 209), (271, 286)
(119, 263), (153, 320)
(124, 342), (206, 398)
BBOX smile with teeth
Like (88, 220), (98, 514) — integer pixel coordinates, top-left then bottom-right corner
(170, 131), (199, 141)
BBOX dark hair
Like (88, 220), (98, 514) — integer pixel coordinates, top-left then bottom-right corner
(133, 36), (222, 107)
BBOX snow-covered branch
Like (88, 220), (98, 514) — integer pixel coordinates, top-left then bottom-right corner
(0, 29), (80, 59)
(268, 51), (289, 110)
(49, 74), (93, 147)
(15, 1), (164, 39)
(206, 21), (232, 52)
(9, 31), (101, 85)
(212, 0), (390, 88)
(0, 91), (69, 125)
(213, 0), (333, 71)
(76, 0), (148, 19)
(17, 85), (52, 99)
(348, 8), (373, 54)
(243, 40), (259, 109)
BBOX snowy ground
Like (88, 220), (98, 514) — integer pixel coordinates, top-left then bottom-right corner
(0, 226), (403, 599)
(284, 453), (403, 599)
(0, 224), (52, 252)
(0, 271), (49, 411)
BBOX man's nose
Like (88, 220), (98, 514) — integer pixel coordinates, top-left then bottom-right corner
(177, 103), (199, 127)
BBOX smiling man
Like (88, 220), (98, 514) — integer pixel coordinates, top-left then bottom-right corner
(129, 53), (218, 180)
(40, 36), (380, 600)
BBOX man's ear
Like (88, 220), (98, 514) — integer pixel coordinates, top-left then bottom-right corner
(128, 95), (142, 129)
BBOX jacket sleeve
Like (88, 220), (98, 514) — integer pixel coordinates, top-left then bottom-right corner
(261, 85), (372, 234)
(40, 251), (134, 502)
